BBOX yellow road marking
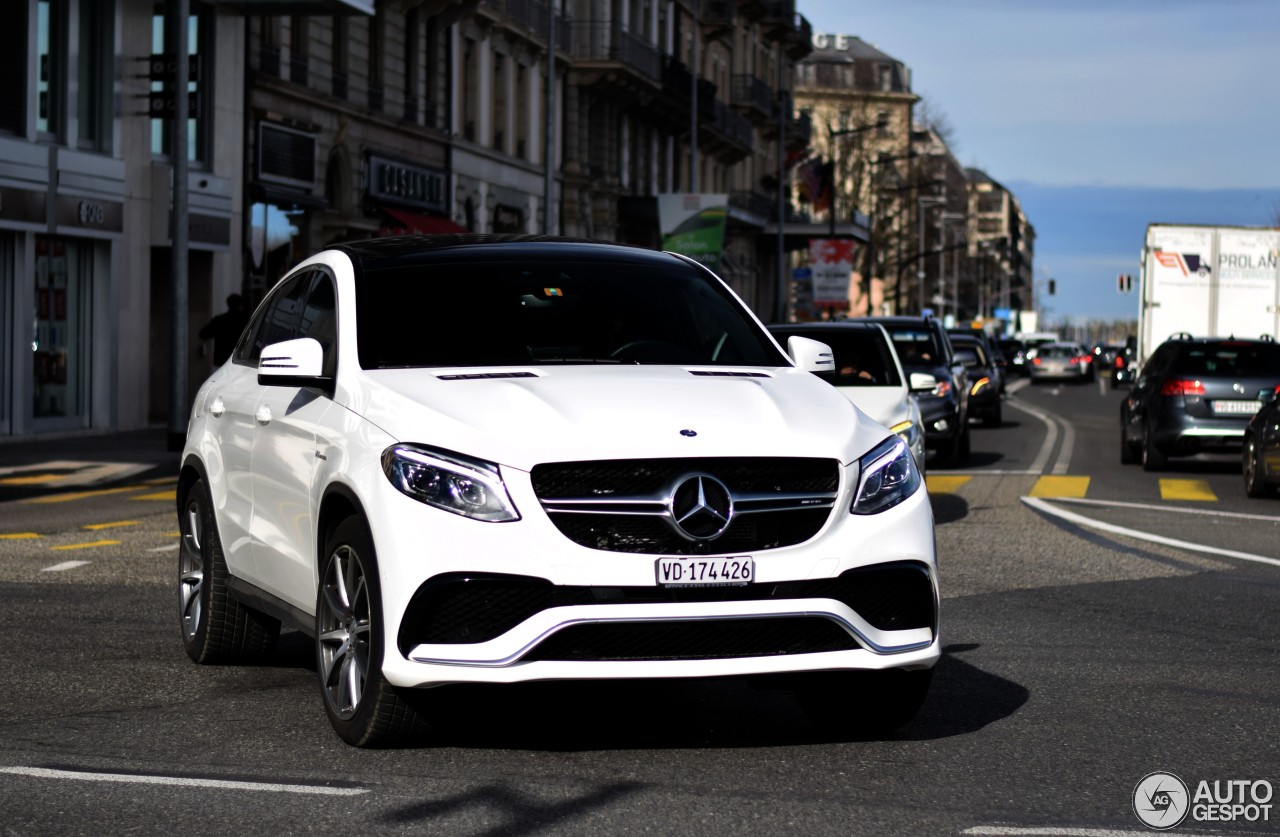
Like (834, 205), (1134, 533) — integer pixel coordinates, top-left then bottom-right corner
(0, 532), (41, 540)
(0, 473), (66, 485)
(83, 520), (139, 531)
(142, 477), (179, 486)
(131, 490), (177, 501)
(1029, 475), (1091, 498)
(50, 539), (121, 551)
(23, 486), (144, 504)
(1159, 479), (1218, 501)
(926, 475), (972, 494)
(165, 531), (181, 537)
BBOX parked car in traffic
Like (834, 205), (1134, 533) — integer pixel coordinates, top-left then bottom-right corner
(949, 328), (1007, 393)
(853, 316), (970, 465)
(948, 332), (1002, 427)
(998, 338), (1028, 377)
(178, 236), (940, 746)
(1244, 390), (1280, 497)
(1028, 342), (1094, 384)
(768, 321), (927, 473)
(1121, 334), (1280, 471)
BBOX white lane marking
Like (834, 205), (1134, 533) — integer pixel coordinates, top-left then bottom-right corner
(1050, 496), (1280, 523)
(963, 827), (1220, 837)
(1022, 496), (1280, 568)
(1003, 397), (1060, 475)
(0, 766), (368, 796)
(147, 544), (181, 553)
(41, 561), (91, 573)
(1053, 410), (1076, 475)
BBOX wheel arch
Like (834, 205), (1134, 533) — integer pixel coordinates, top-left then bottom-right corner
(317, 481), (372, 569)
(177, 454), (211, 518)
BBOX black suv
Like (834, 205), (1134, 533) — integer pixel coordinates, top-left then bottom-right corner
(1121, 334), (1280, 470)
(855, 316), (970, 464)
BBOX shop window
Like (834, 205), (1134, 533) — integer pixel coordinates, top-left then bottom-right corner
(150, 4), (209, 164)
(33, 237), (90, 423)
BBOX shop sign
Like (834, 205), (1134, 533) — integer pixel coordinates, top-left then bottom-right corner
(55, 195), (124, 234)
(367, 153), (446, 213)
(0, 186), (47, 226)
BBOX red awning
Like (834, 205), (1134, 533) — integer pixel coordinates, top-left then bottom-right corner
(379, 206), (466, 235)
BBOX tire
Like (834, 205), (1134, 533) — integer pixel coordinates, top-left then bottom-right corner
(1119, 410), (1139, 465)
(1141, 424), (1167, 472)
(794, 668), (933, 738)
(1244, 435), (1272, 498)
(179, 478), (280, 664)
(956, 426), (971, 465)
(983, 402), (1002, 429)
(316, 517), (430, 747)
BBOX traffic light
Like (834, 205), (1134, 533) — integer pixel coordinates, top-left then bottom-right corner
(1048, 279), (1056, 295)
(1117, 273), (1133, 293)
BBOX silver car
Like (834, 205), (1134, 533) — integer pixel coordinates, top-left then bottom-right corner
(1028, 342), (1092, 383)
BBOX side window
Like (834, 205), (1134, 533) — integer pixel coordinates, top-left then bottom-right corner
(299, 272), (338, 377)
(232, 272), (311, 366)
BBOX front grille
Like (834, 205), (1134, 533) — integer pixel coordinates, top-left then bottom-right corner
(520, 617), (858, 661)
(532, 457), (838, 498)
(531, 457), (840, 554)
(396, 563), (934, 655)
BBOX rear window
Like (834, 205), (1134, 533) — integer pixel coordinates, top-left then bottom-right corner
(881, 326), (944, 368)
(355, 258), (789, 369)
(771, 328), (902, 387)
(1173, 343), (1280, 377)
(1038, 345), (1079, 359)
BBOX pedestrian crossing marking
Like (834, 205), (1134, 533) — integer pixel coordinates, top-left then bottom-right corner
(0, 532), (41, 540)
(926, 475), (972, 494)
(1029, 476), (1090, 498)
(23, 486), (143, 504)
(50, 540), (121, 551)
(83, 521), (139, 531)
(130, 490), (177, 502)
(1159, 479), (1217, 501)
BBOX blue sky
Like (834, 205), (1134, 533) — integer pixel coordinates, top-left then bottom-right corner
(800, 0), (1280, 322)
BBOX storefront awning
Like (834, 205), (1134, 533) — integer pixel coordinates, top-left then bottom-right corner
(380, 206), (466, 235)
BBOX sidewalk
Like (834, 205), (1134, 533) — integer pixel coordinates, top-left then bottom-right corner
(0, 426), (181, 501)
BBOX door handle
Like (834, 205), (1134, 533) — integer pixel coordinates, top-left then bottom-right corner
(254, 405), (272, 425)
(209, 397), (225, 418)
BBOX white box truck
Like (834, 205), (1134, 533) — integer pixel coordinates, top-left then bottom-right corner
(1138, 224), (1280, 365)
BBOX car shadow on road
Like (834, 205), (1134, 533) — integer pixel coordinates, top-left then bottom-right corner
(930, 492), (969, 524)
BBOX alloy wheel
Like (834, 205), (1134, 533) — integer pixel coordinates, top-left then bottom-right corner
(178, 498), (205, 640)
(318, 545), (372, 720)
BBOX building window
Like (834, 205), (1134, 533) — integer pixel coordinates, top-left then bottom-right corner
(289, 16), (309, 86)
(37, 0), (61, 138)
(258, 16), (281, 76)
(491, 52), (507, 152)
(461, 38), (477, 142)
(878, 64), (892, 91)
(0, 3), (27, 135)
(151, 5), (209, 164)
(77, 0), (113, 151)
(403, 9), (420, 123)
(367, 14), (384, 112)
(514, 63), (528, 160)
(332, 16), (349, 99)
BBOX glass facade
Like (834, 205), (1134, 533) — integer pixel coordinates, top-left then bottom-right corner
(33, 236), (91, 424)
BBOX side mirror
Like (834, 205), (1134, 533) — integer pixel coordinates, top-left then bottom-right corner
(787, 336), (836, 374)
(909, 372), (937, 393)
(258, 337), (331, 390)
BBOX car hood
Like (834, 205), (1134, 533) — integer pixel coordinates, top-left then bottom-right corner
(834, 385), (910, 429)
(347, 366), (884, 471)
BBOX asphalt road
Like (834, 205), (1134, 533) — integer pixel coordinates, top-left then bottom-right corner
(1, 379), (1277, 836)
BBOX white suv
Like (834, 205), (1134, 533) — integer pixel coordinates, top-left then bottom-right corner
(178, 238), (939, 746)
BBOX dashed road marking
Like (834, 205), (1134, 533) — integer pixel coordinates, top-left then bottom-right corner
(50, 539), (120, 551)
(0, 532), (41, 540)
(131, 490), (177, 502)
(1029, 475), (1090, 498)
(926, 475), (972, 494)
(42, 560), (91, 572)
(23, 486), (143, 505)
(1158, 478), (1218, 502)
(148, 544), (181, 553)
(0, 473), (66, 485)
(83, 520), (139, 531)
(0, 766), (369, 796)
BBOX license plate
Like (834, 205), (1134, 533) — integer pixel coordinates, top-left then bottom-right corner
(1212, 400), (1260, 415)
(655, 556), (754, 587)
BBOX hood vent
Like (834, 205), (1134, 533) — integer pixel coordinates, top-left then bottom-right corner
(687, 369), (771, 379)
(436, 371), (539, 381)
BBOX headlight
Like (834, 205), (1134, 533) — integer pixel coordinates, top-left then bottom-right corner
(850, 436), (921, 515)
(381, 444), (520, 522)
(889, 419), (919, 448)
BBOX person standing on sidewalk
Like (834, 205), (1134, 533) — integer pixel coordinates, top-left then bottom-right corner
(198, 294), (249, 366)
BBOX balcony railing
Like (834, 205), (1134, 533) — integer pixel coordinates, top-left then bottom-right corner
(713, 100), (753, 153)
(730, 190), (773, 223)
(574, 23), (662, 85)
(731, 73), (774, 120)
(787, 13), (813, 59)
(703, 0), (735, 32)
(480, 0), (574, 50)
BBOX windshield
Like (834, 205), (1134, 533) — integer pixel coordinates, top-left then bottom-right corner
(881, 326), (944, 369)
(355, 258), (789, 369)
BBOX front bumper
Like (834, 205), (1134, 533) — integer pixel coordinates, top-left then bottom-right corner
(370, 463), (940, 688)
